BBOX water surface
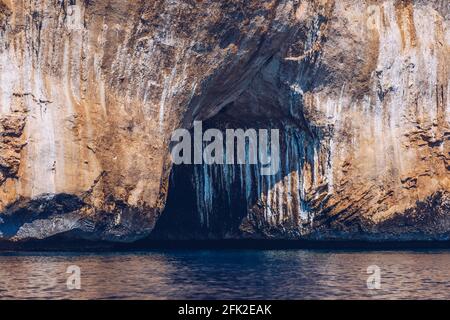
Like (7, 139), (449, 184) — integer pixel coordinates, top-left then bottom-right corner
(0, 249), (449, 299)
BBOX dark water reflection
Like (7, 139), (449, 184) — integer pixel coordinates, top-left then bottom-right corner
(0, 250), (450, 299)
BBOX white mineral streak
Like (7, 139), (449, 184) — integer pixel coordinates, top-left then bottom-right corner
(0, 49), (17, 115)
(158, 60), (178, 132)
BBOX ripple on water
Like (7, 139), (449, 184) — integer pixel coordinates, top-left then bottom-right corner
(0, 250), (449, 299)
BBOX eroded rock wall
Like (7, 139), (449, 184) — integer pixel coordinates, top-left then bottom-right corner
(0, 0), (449, 242)
(155, 0), (450, 241)
(0, 0), (305, 241)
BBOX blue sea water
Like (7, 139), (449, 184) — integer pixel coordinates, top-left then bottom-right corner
(0, 249), (449, 299)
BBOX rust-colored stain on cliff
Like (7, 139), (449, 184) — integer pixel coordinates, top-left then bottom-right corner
(395, 0), (418, 50)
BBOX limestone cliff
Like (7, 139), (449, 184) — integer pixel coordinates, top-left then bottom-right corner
(0, 0), (449, 243)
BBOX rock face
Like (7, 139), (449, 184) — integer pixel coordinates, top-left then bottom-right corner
(0, 0), (449, 243)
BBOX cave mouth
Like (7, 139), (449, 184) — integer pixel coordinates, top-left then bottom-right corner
(151, 101), (320, 240)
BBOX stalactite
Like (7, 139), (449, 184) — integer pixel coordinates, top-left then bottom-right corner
(184, 125), (327, 231)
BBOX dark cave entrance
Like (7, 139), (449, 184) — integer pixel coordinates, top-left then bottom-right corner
(151, 108), (267, 239)
(150, 47), (326, 239)
(151, 101), (320, 240)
